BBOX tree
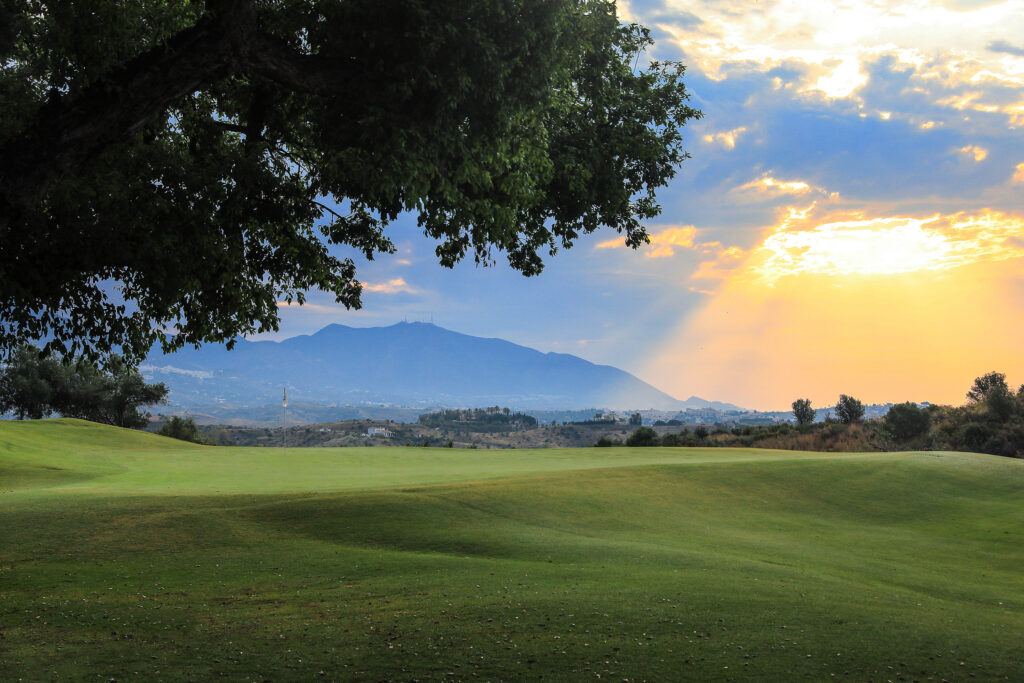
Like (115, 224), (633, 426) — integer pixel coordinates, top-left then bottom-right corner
(884, 402), (931, 440)
(0, 345), (167, 427)
(791, 398), (815, 426)
(628, 412), (642, 426)
(625, 426), (659, 447)
(157, 416), (206, 444)
(835, 394), (865, 424)
(967, 372), (1009, 403)
(0, 1), (701, 363)
(88, 356), (170, 428)
(0, 345), (63, 419)
(966, 371), (1015, 422)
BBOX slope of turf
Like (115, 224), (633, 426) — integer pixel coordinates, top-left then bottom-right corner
(1, 418), (1022, 680)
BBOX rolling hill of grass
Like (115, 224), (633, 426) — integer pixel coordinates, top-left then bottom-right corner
(2, 418), (1022, 680)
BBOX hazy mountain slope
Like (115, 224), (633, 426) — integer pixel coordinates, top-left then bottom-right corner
(142, 322), (699, 410)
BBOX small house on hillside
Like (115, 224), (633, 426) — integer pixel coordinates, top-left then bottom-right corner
(365, 427), (394, 438)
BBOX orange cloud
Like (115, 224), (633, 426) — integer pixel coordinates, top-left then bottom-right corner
(645, 226), (698, 258)
(595, 225), (697, 258)
(1013, 162), (1024, 185)
(958, 145), (988, 162)
(362, 278), (418, 294)
(691, 244), (747, 281)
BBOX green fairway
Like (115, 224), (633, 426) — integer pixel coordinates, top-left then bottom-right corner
(2, 419), (1023, 680)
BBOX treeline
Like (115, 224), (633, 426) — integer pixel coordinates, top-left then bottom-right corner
(0, 345), (167, 428)
(419, 406), (538, 430)
(608, 372), (1024, 458)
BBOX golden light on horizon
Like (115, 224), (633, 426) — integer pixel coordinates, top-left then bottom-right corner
(643, 210), (1024, 410)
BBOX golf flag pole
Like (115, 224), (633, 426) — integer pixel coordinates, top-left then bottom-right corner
(282, 386), (288, 453)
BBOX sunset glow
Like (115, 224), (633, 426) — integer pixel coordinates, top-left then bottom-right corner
(752, 212), (1024, 282)
(269, 0), (1024, 411)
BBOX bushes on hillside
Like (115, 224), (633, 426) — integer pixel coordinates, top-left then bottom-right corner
(625, 426), (659, 447)
(0, 345), (167, 428)
(602, 373), (1023, 457)
(884, 402), (931, 440)
(157, 416), (206, 444)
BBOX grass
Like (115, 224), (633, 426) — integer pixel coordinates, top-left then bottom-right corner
(2, 418), (1023, 680)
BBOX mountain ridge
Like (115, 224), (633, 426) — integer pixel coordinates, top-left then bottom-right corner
(142, 322), (745, 412)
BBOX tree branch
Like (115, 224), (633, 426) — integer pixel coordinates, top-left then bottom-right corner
(0, 1), (255, 225)
(244, 32), (357, 94)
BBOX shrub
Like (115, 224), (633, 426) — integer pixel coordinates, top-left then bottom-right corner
(959, 422), (993, 451)
(625, 427), (660, 447)
(157, 416), (205, 444)
(884, 402), (931, 440)
(660, 432), (683, 447)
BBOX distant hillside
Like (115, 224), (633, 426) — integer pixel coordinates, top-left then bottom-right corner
(142, 322), (718, 411)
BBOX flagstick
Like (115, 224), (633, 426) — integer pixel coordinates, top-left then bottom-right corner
(282, 386), (288, 455)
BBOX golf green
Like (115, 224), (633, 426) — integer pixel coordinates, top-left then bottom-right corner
(2, 419), (1022, 680)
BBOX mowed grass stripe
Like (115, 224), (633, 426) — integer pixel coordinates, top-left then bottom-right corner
(1, 419), (1022, 680)
(2, 418), (891, 497)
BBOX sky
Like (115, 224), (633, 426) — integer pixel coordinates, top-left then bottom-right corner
(264, 0), (1024, 411)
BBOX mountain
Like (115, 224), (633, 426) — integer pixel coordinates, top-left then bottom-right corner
(141, 322), (705, 411)
(677, 396), (746, 412)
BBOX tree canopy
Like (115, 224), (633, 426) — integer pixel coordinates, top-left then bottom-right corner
(0, 0), (701, 363)
(0, 345), (168, 427)
(835, 394), (865, 424)
(791, 398), (815, 426)
(884, 402), (930, 440)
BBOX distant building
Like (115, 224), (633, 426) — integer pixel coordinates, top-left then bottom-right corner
(365, 427), (394, 438)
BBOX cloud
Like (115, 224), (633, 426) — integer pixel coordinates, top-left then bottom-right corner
(958, 145), (989, 162)
(987, 39), (1024, 57)
(138, 364), (213, 380)
(691, 244), (747, 281)
(596, 225), (698, 258)
(702, 126), (748, 149)
(1013, 162), (1024, 184)
(735, 175), (818, 197)
(750, 210), (1024, 283)
(646, 226), (698, 258)
(362, 278), (418, 294)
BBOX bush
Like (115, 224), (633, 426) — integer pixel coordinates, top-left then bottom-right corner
(0, 346), (167, 428)
(625, 427), (659, 447)
(959, 422), (993, 451)
(660, 432), (683, 447)
(982, 435), (1015, 458)
(884, 402), (931, 440)
(595, 436), (621, 447)
(157, 416), (205, 444)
